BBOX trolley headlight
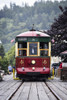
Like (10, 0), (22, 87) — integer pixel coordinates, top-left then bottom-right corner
(32, 67), (35, 71)
(43, 67), (45, 70)
(22, 67), (24, 71)
(31, 60), (36, 64)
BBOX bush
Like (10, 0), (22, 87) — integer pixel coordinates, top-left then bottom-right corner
(0, 56), (9, 73)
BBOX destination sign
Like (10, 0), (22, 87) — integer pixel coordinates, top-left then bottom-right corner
(18, 38), (27, 41)
(32, 38), (36, 41)
(28, 38), (38, 42)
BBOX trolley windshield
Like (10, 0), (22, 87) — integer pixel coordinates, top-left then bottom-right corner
(29, 43), (37, 55)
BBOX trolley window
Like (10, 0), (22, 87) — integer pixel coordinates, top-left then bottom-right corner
(18, 42), (27, 56)
(40, 42), (49, 56)
(29, 43), (38, 56)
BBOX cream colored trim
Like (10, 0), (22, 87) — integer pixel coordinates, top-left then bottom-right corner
(27, 42), (29, 56)
(38, 42), (40, 56)
(49, 42), (51, 56)
(18, 48), (27, 50)
(49, 42), (51, 69)
(29, 55), (38, 56)
(40, 49), (49, 51)
(15, 42), (18, 57)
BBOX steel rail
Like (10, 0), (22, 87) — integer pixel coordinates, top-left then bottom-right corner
(7, 82), (23, 100)
(45, 82), (62, 100)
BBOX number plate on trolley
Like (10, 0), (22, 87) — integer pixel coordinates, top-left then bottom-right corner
(27, 72), (40, 76)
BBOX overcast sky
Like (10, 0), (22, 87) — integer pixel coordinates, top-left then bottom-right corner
(0, 0), (63, 9)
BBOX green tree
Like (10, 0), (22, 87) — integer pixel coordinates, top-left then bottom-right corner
(0, 56), (8, 73)
(0, 44), (5, 58)
(5, 45), (15, 65)
(47, 6), (67, 56)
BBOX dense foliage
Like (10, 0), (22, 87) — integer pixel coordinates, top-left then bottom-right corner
(0, 44), (8, 73)
(0, 45), (15, 73)
(0, 0), (67, 52)
(5, 45), (15, 65)
(47, 6), (67, 56)
(0, 56), (8, 73)
(0, 44), (5, 58)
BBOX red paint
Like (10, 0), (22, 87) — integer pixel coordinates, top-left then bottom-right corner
(16, 57), (50, 74)
(16, 67), (50, 74)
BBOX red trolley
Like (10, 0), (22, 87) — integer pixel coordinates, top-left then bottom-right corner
(15, 30), (51, 79)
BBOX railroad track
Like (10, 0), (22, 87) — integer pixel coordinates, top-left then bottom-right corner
(7, 81), (64, 100)
(45, 82), (62, 100)
(7, 82), (23, 100)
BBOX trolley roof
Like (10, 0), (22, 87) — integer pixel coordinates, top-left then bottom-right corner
(16, 31), (50, 37)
